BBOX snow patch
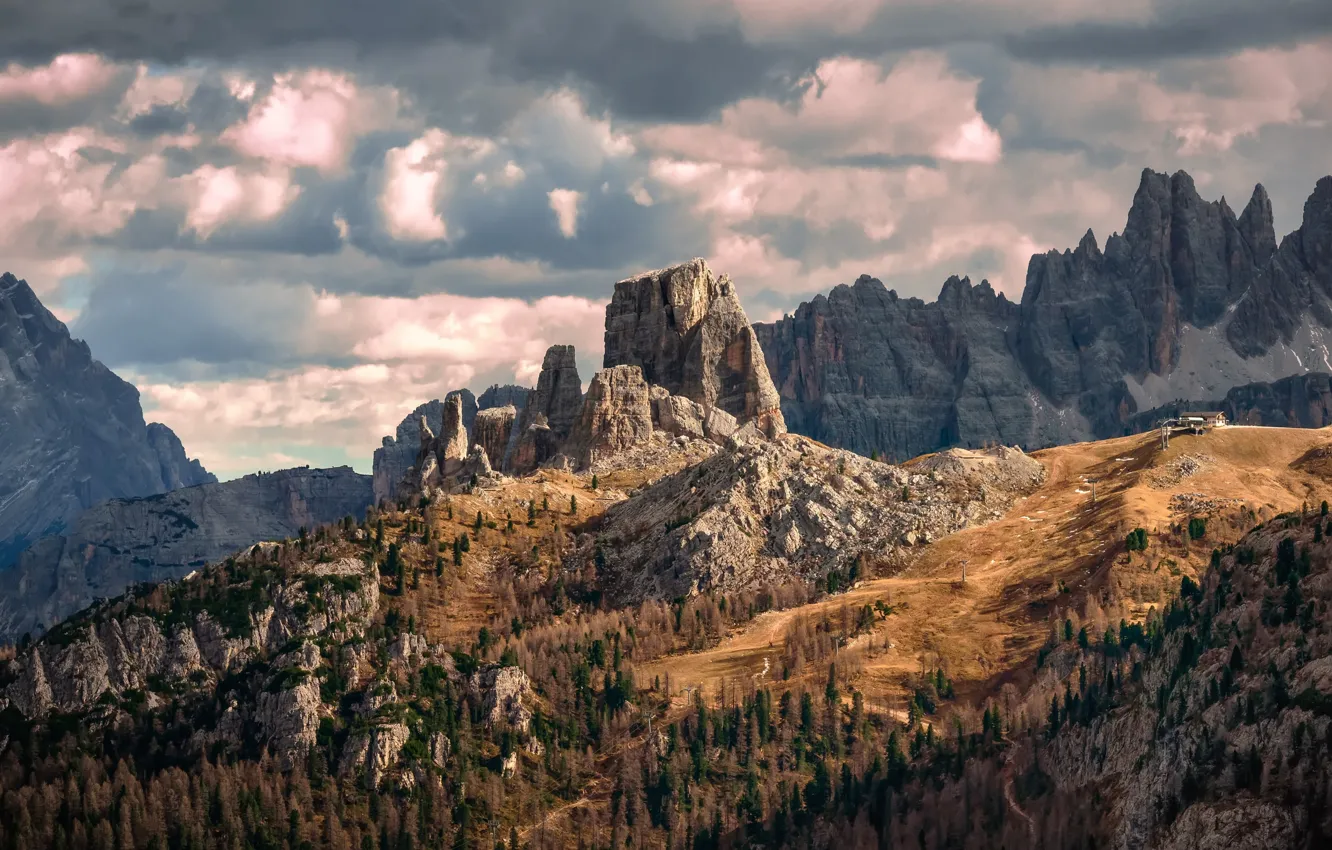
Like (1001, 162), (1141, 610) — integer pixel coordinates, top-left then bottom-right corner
(1124, 318), (1332, 410)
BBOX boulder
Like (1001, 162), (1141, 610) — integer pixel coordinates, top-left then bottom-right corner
(652, 389), (706, 441)
(702, 407), (738, 442)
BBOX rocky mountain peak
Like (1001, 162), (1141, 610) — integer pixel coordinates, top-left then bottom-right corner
(1299, 175), (1332, 279)
(755, 170), (1332, 463)
(1076, 228), (1101, 259)
(1, 272), (213, 565)
(604, 258), (785, 436)
(1238, 182), (1277, 261)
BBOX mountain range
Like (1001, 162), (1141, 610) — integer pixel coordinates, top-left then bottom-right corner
(753, 168), (1332, 460)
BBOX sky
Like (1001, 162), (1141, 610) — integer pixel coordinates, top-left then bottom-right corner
(3, 0), (1331, 480)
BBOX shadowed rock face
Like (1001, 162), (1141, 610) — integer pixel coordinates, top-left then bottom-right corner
(754, 170), (1332, 461)
(0, 465), (372, 642)
(0, 273), (214, 567)
(505, 345), (582, 473)
(604, 259), (785, 436)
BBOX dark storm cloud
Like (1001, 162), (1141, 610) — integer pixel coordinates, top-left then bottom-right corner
(126, 103), (188, 135)
(0, 63), (136, 141)
(70, 264), (319, 370)
(1006, 0), (1332, 64)
(742, 217), (890, 271)
(2, 0), (804, 121)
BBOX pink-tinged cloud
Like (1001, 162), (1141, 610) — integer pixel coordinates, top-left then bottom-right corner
(184, 165), (299, 237)
(132, 289), (605, 478)
(547, 188), (583, 237)
(378, 129), (501, 242)
(1005, 42), (1332, 158)
(0, 129), (156, 252)
(223, 70), (400, 174)
(0, 54), (119, 105)
(641, 53), (1002, 167)
(380, 130), (451, 241)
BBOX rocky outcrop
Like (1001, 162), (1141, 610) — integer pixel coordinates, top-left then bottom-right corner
(372, 390), (477, 504)
(341, 723), (411, 788)
(0, 466), (372, 642)
(474, 405), (517, 468)
(754, 170), (1332, 460)
(0, 272), (214, 566)
(509, 416), (559, 475)
(2, 554), (377, 753)
(505, 345), (582, 473)
(568, 366), (654, 469)
(604, 259), (785, 437)
(439, 393), (470, 474)
(469, 665), (534, 734)
(255, 676), (323, 766)
(589, 436), (1043, 603)
(651, 388), (706, 440)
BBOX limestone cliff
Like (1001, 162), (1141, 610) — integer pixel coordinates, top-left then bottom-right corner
(505, 345), (582, 473)
(566, 365), (654, 469)
(604, 259), (785, 437)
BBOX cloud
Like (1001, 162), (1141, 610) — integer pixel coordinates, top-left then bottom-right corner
(1006, 0), (1332, 64)
(184, 164), (300, 236)
(638, 53), (1002, 167)
(548, 188), (583, 237)
(115, 283), (606, 479)
(4, 3), (1332, 481)
(221, 69), (401, 173)
(380, 130), (452, 241)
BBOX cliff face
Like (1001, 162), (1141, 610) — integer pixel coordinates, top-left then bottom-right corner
(754, 170), (1332, 460)
(0, 465), (372, 642)
(0, 273), (214, 566)
(1025, 512), (1332, 848)
(605, 259), (785, 436)
(756, 274), (1083, 461)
